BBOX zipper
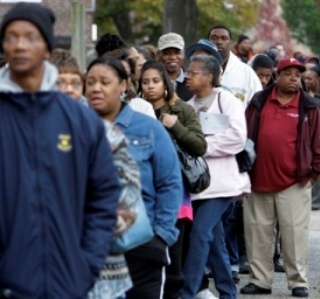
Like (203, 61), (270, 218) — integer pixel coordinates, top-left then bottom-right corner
(30, 93), (48, 297)
(296, 115), (304, 183)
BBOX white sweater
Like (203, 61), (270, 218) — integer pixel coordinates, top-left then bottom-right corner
(129, 97), (156, 118)
(188, 88), (251, 200)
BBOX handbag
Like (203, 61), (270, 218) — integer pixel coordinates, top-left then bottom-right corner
(175, 141), (211, 194)
(109, 195), (154, 254)
(235, 138), (256, 173)
(217, 93), (256, 173)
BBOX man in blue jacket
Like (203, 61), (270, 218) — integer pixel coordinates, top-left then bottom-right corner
(0, 3), (121, 298)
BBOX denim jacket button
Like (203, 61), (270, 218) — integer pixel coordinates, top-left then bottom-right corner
(133, 140), (139, 145)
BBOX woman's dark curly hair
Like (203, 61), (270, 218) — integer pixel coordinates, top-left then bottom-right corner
(95, 33), (128, 57)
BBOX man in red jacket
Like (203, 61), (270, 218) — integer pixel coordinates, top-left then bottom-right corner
(241, 58), (320, 298)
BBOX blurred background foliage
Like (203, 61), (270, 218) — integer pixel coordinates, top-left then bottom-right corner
(95, 0), (260, 46)
(94, 0), (319, 54)
(281, 0), (320, 54)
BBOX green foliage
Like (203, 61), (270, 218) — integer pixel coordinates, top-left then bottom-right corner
(94, 0), (162, 44)
(197, 0), (261, 40)
(94, 0), (121, 36)
(94, 0), (261, 45)
(128, 0), (163, 44)
(281, 0), (320, 54)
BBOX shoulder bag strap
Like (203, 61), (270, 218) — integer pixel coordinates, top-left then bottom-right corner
(217, 92), (223, 114)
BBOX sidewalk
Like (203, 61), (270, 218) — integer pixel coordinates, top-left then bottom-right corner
(210, 210), (320, 298)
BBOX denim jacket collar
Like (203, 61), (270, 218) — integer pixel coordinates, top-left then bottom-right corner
(115, 102), (134, 128)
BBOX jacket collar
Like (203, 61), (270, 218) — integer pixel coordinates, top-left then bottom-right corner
(251, 83), (319, 111)
(223, 51), (239, 75)
(115, 102), (134, 128)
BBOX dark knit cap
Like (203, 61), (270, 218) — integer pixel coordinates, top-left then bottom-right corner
(0, 2), (56, 52)
(310, 65), (320, 77)
(237, 34), (249, 45)
(252, 54), (274, 71)
(305, 55), (320, 65)
(263, 49), (278, 67)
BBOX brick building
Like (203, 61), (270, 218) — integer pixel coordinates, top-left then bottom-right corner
(0, 0), (96, 47)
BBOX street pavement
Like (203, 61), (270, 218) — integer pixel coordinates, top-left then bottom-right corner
(209, 210), (320, 298)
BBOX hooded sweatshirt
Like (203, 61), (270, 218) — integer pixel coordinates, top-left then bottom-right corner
(0, 62), (120, 298)
(0, 61), (58, 92)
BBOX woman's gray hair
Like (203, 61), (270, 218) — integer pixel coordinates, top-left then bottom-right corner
(189, 54), (222, 87)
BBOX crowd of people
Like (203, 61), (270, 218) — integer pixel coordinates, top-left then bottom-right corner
(0, 2), (320, 299)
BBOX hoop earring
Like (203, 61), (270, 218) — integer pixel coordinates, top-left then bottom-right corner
(120, 91), (126, 101)
(140, 92), (146, 100)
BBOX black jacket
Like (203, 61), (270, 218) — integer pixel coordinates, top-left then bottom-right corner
(176, 78), (194, 102)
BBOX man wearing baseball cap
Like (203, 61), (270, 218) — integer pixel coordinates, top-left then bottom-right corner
(157, 32), (193, 101)
(241, 58), (320, 298)
(0, 3), (121, 298)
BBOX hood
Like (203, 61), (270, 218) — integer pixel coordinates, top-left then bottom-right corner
(78, 95), (89, 107)
(0, 61), (58, 93)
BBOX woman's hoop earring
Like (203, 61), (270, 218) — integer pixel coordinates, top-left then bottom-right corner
(140, 92), (146, 100)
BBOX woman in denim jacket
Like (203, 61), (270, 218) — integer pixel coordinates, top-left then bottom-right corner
(85, 56), (183, 299)
(139, 60), (207, 299)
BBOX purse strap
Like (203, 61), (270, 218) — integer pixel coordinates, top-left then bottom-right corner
(217, 92), (223, 114)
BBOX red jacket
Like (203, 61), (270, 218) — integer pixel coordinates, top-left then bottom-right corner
(246, 84), (320, 186)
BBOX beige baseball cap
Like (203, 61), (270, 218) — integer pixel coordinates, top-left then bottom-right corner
(157, 33), (185, 51)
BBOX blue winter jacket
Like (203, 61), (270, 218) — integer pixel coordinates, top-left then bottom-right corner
(0, 88), (121, 298)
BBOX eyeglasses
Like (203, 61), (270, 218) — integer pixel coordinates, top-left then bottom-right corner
(3, 35), (43, 46)
(185, 70), (209, 77)
(56, 80), (83, 90)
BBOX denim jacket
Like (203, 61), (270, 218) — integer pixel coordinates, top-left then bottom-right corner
(115, 104), (183, 246)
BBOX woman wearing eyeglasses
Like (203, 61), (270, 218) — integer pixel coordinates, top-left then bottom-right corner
(49, 48), (88, 106)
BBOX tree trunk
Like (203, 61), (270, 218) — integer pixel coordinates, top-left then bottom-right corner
(110, 0), (134, 42)
(163, 0), (198, 46)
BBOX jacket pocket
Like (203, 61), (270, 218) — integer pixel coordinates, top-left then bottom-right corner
(126, 134), (153, 163)
(0, 242), (5, 271)
(80, 250), (96, 290)
(68, 248), (96, 298)
(126, 236), (170, 266)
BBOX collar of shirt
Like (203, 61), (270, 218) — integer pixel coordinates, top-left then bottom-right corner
(115, 102), (134, 128)
(171, 69), (185, 89)
(270, 85), (300, 108)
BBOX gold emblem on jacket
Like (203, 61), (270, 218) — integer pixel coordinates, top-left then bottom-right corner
(57, 134), (72, 152)
(235, 92), (245, 102)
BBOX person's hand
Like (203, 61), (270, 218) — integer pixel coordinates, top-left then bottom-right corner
(161, 113), (177, 128)
(114, 206), (136, 236)
(308, 178), (316, 187)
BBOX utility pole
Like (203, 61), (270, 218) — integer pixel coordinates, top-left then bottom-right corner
(71, 0), (86, 71)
